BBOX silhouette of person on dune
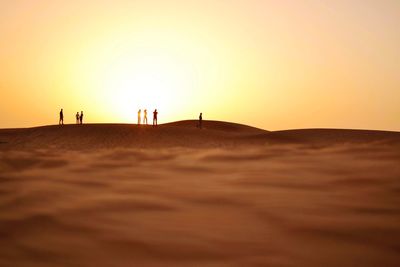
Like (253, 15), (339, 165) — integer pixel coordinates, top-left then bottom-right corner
(143, 109), (148, 125)
(80, 111), (84, 124)
(198, 112), (203, 129)
(76, 112), (79, 124)
(138, 109), (141, 125)
(153, 109), (158, 126)
(59, 109), (64, 125)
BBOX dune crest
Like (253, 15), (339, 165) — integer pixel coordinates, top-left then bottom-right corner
(1, 120), (399, 150)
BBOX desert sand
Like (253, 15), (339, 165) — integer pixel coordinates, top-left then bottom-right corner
(1, 120), (400, 267)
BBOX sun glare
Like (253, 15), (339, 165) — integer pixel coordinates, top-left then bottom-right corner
(67, 26), (227, 124)
(96, 50), (194, 122)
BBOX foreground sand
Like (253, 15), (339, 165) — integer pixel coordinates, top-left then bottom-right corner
(1, 121), (400, 267)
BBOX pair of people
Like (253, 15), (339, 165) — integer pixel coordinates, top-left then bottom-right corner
(76, 111), (84, 124)
(137, 109), (148, 125)
(138, 109), (158, 126)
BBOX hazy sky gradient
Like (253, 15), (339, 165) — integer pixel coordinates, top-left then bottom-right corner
(1, 0), (399, 130)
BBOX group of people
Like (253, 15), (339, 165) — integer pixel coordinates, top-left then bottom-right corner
(59, 108), (202, 128)
(137, 109), (158, 126)
(58, 109), (84, 125)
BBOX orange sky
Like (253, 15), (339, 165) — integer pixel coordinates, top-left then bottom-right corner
(1, 0), (399, 130)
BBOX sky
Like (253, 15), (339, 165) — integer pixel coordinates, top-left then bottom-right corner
(0, 0), (399, 130)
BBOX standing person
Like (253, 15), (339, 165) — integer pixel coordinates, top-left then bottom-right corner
(153, 109), (158, 126)
(198, 112), (203, 129)
(143, 109), (148, 125)
(76, 112), (79, 124)
(59, 108), (64, 125)
(138, 109), (141, 125)
(80, 111), (83, 124)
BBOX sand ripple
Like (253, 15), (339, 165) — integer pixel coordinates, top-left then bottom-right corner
(1, 144), (400, 266)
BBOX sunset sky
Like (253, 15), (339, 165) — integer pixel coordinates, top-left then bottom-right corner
(1, 0), (399, 130)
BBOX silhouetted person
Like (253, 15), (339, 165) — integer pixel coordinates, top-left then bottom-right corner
(80, 111), (83, 124)
(76, 112), (79, 124)
(143, 109), (148, 125)
(198, 112), (203, 129)
(59, 109), (64, 125)
(138, 109), (141, 125)
(153, 109), (158, 126)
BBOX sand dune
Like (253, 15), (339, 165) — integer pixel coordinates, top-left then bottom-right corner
(1, 121), (400, 266)
(0, 120), (267, 150)
(1, 120), (399, 150)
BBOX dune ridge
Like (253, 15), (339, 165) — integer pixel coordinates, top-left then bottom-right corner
(1, 120), (399, 150)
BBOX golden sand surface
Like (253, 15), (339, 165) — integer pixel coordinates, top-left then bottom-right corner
(1, 121), (400, 267)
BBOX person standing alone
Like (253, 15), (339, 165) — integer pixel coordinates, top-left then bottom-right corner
(153, 109), (158, 126)
(198, 112), (203, 129)
(59, 108), (64, 125)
